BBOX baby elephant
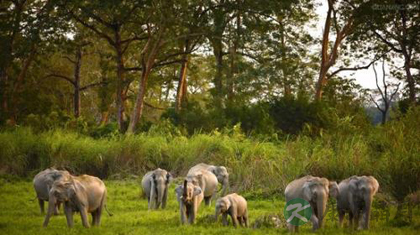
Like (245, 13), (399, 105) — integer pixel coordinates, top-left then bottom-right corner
(336, 176), (379, 230)
(215, 193), (248, 228)
(43, 174), (111, 228)
(175, 179), (203, 225)
(141, 168), (172, 210)
(33, 168), (71, 214)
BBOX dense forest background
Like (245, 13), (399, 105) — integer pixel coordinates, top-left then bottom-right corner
(0, 0), (419, 222)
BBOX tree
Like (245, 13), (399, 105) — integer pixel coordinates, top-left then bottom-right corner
(315, 0), (356, 100)
(67, 0), (144, 131)
(369, 60), (400, 124)
(355, 0), (420, 105)
(0, 0), (66, 124)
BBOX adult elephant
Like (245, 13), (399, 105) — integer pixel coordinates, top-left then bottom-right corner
(188, 163), (229, 196)
(336, 175), (379, 230)
(43, 174), (111, 228)
(285, 175), (339, 232)
(141, 168), (172, 210)
(175, 179), (203, 224)
(33, 168), (71, 214)
(186, 168), (218, 206)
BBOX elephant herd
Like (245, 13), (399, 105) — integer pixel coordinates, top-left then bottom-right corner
(33, 164), (379, 232)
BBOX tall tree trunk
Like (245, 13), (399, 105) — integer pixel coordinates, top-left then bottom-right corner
(315, 2), (332, 101)
(127, 67), (151, 134)
(127, 32), (163, 134)
(315, 0), (353, 100)
(397, 0), (416, 104)
(115, 30), (125, 131)
(213, 40), (224, 101)
(175, 40), (189, 112)
(9, 45), (36, 124)
(403, 60), (416, 104)
(176, 56), (189, 112)
(279, 20), (291, 96)
(73, 47), (82, 118)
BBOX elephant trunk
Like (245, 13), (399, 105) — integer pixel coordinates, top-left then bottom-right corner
(43, 193), (56, 227)
(149, 180), (156, 210)
(363, 189), (373, 229)
(156, 183), (165, 209)
(221, 178), (229, 196)
(215, 207), (221, 221)
(316, 192), (327, 229)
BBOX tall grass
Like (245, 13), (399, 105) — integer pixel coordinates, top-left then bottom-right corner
(0, 108), (419, 200)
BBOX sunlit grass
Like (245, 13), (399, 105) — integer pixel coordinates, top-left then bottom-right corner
(0, 179), (418, 235)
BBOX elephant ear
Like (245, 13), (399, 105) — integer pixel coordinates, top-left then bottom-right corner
(175, 185), (183, 197)
(166, 172), (173, 184)
(302, 182), (314, 202)
(329, 181), (339, 198)
(368, 176), (379, 194)
(193, 186), (202, 196)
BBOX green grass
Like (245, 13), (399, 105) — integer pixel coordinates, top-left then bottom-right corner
(0, 179), (419, 235)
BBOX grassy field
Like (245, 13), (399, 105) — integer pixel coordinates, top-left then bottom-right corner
(0, 178), (419, 235)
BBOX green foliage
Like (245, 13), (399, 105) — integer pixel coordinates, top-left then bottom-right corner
(1, 107), (419, 204)
(0, 180), (419, 234)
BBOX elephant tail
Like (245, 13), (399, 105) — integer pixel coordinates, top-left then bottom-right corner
(105, 205), (113, 216)
(29, 195), (37, 202)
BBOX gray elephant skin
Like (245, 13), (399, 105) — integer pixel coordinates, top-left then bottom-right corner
(285, 175), (339, 232)
(175, 179), (203, 224)
(141, 168), (172, 210)
(33, 168), (71, 214)
(215, 193), (248, 228)
(43, 174), (111, 228)
(189, 163), (229, 196)
(187, 166), (219, 206)
(336, 175), (379, 230)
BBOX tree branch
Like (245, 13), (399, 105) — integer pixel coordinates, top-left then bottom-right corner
(80, 81), (107, 91)
(372, 30), (403, 53)
(144, 101), (165, 110)
(44, 74), (75, 86)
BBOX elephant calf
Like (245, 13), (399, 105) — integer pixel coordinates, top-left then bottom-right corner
(285, 175), (339, 232)
(336, 175), (379, 230)
(215, 193), (248, 228)
(33, 168), (71, 214)
(43, 174), (111, 228)
(175, 179), (203, 225)
(141, 168), (172, 210)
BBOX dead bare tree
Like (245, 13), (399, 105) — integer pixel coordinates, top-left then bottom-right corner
(369, 60), (400, 125)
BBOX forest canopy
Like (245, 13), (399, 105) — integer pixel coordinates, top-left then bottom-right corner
(0, 0), (419, 135)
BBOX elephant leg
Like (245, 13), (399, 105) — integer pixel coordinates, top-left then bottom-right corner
(80, 207), (90, 228)
(222, 213), (228, 226)
(338, 211), (345, 228)
(348, 211), (354, 228)
(230, 212), (239, 228)
(188, 206), (196, 224)
(243, 211), (249, 228)
(162, 188), (168, 209)
(54, 202), (60, 215)
(204, 196), (211, 206)
(38, 199), (44, 214)
(353, 211), (360, 230)
(64, 204), (74, 228)
(287, 223), (298, 233)
(91, 211), (97, 226)
(96, 206), (103, 226)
